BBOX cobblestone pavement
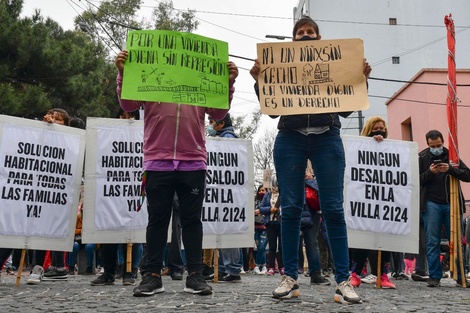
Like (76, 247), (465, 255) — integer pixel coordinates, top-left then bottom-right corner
(1, 270), (470, 313)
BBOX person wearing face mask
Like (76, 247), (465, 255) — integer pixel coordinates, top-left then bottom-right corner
(347, 117), (396, 289)
(250, 15), (371, 303)
(419, 130), (470, 288)
(207, 113), (237, 138)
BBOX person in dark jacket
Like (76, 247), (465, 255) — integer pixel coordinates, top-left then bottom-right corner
(301, 170), (330, 286)
(419, 129), (470, 287)
(250, 15), (371, 303)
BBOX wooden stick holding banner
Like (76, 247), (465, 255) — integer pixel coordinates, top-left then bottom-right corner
(15, 249), (27, 287)
(127, 243), (133, 274)
(213, 248), (219, 283)
(376, 250), (382, 288)
(456, 199), (466, 287)
(450, 177), (458, 278)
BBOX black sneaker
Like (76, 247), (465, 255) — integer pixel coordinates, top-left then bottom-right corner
(219, 274), (241, 283)
(311, 271), (331, 286)
(123, 272), (136, 286)
(133, 273), (164, 296)
(427, 278), (440, 287)
(85, 267), (93, 275)
(91, 273), (115, 286)
(202, 264), (214, 280)
(43, 267), (68, 280)
(170, 271), (183, 280)
(411, 271), (429, 282)
(132, 267), (138, 279)
(184, 273), (213, 295)
(115, 264), (123, 279)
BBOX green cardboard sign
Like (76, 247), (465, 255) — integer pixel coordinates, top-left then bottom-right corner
(121, 30), (229, 109)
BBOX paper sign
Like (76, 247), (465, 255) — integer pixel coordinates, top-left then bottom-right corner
(0, 116), (85, 251)
(343, 135), (419, 253)
(82, 118), (148, 244)
(121, 30), (229, 109)
(256, 39), (369, 115)
(203, 137), (255, 248)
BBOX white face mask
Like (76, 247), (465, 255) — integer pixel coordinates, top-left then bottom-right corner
(430, 147), (443, 156)
(207, 124), (217, 137)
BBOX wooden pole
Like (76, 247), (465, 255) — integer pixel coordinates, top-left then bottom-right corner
(126, 243), (132, 274)
(15, 249), (27, 287)
(449, 178), (456, 276)
(457, 206), (466, 288)
(375, 250), (382, 288)
(213, 248), (219, 283)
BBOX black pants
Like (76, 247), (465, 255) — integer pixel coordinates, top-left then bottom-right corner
(266, 223), (283, 269)
(140, 170), (205, 275)
(167, 194), (184, 274)
(102, 244), (118, 275)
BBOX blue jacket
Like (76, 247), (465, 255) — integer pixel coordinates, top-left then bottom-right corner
(216, 126), (238, 138)
(259, 192), (280, 225)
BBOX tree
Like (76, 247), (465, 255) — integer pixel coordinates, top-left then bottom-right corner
(74, 0), (144, 55)
(76, 0), (199, 55)
(0, 0), (118, 120)
(150, 0), (198, 32)
(253, 128), (277, 186)
(232, 109), (262, 140)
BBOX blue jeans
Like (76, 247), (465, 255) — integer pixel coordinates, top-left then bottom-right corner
(254, 228), (268, 266)
(220, 248), (241, 276)
(117, 243), (143, 269)
(68, 243), (96, 268)
(302, 212), (322, 274)
(422, 200), (450, 280)
(274, 128), (349, 283)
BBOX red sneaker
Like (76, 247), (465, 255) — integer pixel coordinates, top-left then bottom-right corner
(379, 273), (396, 289)
(350, 272), (361, 287)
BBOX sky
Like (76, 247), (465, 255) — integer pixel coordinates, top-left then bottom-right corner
(21, 0), (297, 138)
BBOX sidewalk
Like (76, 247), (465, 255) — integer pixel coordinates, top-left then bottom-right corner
(1, 270), (469, 312)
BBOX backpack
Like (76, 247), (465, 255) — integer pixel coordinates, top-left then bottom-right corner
(305, 186), (320, 212)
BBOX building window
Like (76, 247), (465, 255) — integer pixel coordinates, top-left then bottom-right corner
(389, 18), (397, 25)
(392, 56), (400, 64)
(401, 117), (413, 141)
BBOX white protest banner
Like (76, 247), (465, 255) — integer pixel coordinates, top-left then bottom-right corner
(343, 135), (419, 253)
(0, 115), (85, 251)
(202, 137), (254, 248)
(82, 118), (148, 244)
(256, 39), (369, 116)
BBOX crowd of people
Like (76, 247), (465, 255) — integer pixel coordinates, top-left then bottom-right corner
(1, 14), (470, 307)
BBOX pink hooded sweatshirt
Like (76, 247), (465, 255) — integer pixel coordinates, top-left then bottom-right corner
(116, 73), (235, 164)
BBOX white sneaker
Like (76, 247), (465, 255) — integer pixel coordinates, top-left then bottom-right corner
(260, 266), (267, 275)
(360, 274), (377, 284)
(240, 269), (246, 275)
(334, 278), (362, 304)
(26, 265), (44, 285)
(272, 275), (300, 299)
(254, 267), (261, 275)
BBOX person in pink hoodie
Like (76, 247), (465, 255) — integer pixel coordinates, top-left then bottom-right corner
(114, 49), (239, 297)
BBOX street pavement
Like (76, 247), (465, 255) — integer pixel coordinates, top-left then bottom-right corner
(1, 270), (469, 313)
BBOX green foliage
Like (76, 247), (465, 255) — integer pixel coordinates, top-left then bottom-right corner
(0, 0), (200, 122)
(232, 109), (262, 140)
(76, 0), (143, 53)
(151, 0), (199, 32)
(0, 0), (118, 120)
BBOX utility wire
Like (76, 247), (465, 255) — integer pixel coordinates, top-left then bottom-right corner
(67, 0), (119, 53)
